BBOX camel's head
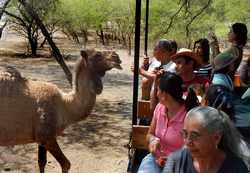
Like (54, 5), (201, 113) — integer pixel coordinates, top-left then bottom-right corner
(74, 49), (122, 95)
(82, 49), (122, 76)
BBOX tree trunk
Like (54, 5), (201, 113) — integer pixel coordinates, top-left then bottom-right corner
(0, 21), (7, 39)
(0, 0), (11, 19)
(30, 39), (37, 56)
(0, 0), (11, 39)
(71, 31), (80, 44)
(96, 29), (105, 45)
(18, 0), (72, 84)
(128, 34), (132, 56)
(121, 33), (127, 47)
(28, 35), (38, 56)
(82, 30), (88, 49)
(0, 28), (3, 39)
(27, 26), (38, 56)
(105, 33), (110, 46)
(40, 37), (46, 48)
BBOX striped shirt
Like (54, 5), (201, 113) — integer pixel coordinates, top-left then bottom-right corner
(194, 63), (213, 79)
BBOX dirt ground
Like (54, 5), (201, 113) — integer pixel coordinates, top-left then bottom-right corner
(0, 31), (135, 173)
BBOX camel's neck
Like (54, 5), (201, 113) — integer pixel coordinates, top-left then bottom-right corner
(62, 91), (96, 125)
(59, 73), (97, 129)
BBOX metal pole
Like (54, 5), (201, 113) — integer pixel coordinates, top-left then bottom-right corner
(144, 0), (149, 56)
(132, 0), (141, 125)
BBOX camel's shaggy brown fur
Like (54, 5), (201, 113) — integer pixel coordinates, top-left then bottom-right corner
(0, 49), (121, 173)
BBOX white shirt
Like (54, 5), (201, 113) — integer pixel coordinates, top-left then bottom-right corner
(150, 61), (177, 95)
(148, 58), (161, 72)
(162, 61), (176, 73)
(148, 58), (176, 73)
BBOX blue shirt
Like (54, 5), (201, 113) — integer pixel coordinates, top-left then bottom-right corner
(163, 148), (248, 173)
(212, 73), (233, 91)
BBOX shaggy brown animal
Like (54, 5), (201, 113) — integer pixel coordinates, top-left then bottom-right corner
(0, 49), (122, 173)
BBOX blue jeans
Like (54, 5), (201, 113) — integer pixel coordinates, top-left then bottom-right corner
(137, 154), (162, 173)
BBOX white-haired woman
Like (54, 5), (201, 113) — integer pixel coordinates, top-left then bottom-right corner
(163, 106), (249, 173)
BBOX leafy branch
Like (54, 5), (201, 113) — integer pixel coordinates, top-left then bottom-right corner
(185, 0), (212, 46)
(0, 0), (11, 20)
(154, 0), (187, 38)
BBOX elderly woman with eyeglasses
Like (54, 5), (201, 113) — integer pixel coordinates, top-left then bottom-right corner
(163, 106), (249, 173)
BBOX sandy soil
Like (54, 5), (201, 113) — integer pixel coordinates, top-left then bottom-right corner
(0, 31), (136, 173)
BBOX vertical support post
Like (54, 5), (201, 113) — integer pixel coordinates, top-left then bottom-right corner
(132, 0), (141, 125)
(144, 0), (149, 56)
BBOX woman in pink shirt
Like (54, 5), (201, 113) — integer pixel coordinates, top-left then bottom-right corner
(138, 72), (199, 173)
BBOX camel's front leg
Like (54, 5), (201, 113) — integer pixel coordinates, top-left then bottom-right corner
(38, 144), (47, 173)
(45, 139), (70, 173)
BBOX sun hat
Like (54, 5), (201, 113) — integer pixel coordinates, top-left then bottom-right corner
(171, 48), (202, 67)
(213, 52), (237, 72)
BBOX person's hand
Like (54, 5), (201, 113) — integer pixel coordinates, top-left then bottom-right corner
(156, 69), (165, 77)
(142, 55), (150, 70)
(153, 69), (165, 86)
(131, 55), (150, 74)
(156, 157), (167, 167)
(208, 31), (218, 44)
(148, 137), (160, 155)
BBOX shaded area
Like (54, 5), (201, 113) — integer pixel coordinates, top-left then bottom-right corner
(0, 145), (37, 172)
(61, 99), (132, 151)
(103, 72), (133, 87)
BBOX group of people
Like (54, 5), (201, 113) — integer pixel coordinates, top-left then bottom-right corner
(135, 22), (250, 173)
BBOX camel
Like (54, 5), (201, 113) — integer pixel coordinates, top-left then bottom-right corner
(0, 49), (122, 173)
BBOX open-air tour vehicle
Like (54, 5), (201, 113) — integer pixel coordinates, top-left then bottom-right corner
(127, 0), (250, 172)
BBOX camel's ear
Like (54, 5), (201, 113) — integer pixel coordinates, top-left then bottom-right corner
(80, 50), (88, 61)
(80, 50), (88, 67)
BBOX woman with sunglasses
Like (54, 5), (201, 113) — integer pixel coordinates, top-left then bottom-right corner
(163, 106), (249, 173)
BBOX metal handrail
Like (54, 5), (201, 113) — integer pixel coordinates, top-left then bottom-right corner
(132, 0), (142, 125)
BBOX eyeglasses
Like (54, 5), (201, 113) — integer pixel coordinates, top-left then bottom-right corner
(180, 129), (202, 142)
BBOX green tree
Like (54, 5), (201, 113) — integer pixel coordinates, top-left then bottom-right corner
(55, 0), (113, 48)
(147, 0), (250, 47)
(108, 0), (135, 54)
(3, 0), (58, 55)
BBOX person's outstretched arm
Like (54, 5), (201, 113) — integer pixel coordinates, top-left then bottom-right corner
(208, 31), (220, 65)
